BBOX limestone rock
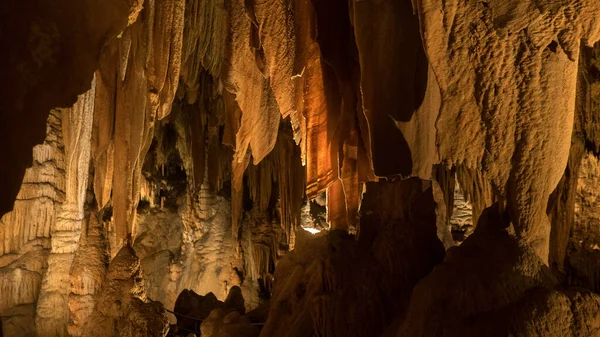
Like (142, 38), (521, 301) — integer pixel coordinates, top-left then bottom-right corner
(397, 205), (600, 336)
(173, 286), (246, 336)
(68, 213), (109, 336)
(82, 246), (169, 337)
(3, 1), (600, 337)
(417, 0), (600, 261)
(200, 309), (259, 337)
(261, 179), (445, 337)
(0, 0), (134, 216)
(36, 71), (96, 337)
(565, 153), (600, 292)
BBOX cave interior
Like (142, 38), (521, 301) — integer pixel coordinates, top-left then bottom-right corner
(2, 0), (600, 336)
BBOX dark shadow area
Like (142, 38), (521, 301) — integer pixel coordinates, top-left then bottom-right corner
(170, 287), (253, 336)
(141, 123), (188, 211)
(0, 0), (129, 216)
(334, 0), (430, 176)
(261, 178), (445, 337)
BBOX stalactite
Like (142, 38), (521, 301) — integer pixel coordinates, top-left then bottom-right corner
(433, 164), (456, 223)
(293, 0), (339, 198)
(91, 46), (117, 210)
(90, 0), (187, 243)
(272, 125), (306, 245)
(231, 154), (251, 241)
(455, 165), (495, 227)
(246, 160), (273, 216)
(197, 0), (227, 77)
(547, 138), (584, 275)
(172, 69), (228, 193)
(152, 0), (185, 120)
(221, 0), (281, 166)
(253, 0), (300, 138)
(565, 152), (600, 291)
(548, 41), (600, 275)
(556, 41), (600, 291)
(299, 51), (340, 198)
(577, 43), (600, 152)
(112, 19), (153, 242)
(326, 180), (348, 231)
(416, 0), (600, 261)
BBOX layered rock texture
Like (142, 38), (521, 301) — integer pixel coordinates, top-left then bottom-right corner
(2, 0), (600, 336)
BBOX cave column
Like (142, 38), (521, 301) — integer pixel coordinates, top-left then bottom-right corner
(35, 79), (96, 336)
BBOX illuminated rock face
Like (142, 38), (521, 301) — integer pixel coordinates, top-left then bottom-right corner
(2, 0), (600, 336)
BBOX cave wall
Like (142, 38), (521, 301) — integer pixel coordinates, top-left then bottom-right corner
(2, 0), (600, 336)
(565, 153), (600, 292)
(0, 0), (138, 217)
(0, 111), (62, 336)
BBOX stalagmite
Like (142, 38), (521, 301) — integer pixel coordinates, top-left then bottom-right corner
(81, 246), (169, 337)
(68, 213), (109, 337)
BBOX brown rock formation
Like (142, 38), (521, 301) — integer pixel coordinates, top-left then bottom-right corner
(36, 76), (96, 336)
(0, 0), (136, 217)
(261, 179), (445, 337)
(82, 245), (169, 337)
(418, 0), (600, 262)
(564, 153), (600, 292)
(398, 205), (600, 337)
(2, 0), (600, 336)
(172, 286), (246, 335)
(0, 111), (62, 336)
(200, 309), (259, 337)
(68, 212), (110, 336)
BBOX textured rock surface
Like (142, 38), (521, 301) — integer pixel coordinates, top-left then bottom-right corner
(0, 0), (135, 217)
(68, 212), (109, 336)
(450, 182), (474, 243)
(418, 0), (600, 261)
(397, 205), (600, 337)
(36, 76), (96, 337)
(172, 286), (246, 335)
(82, 246), (169, 337)
(200, 308), (259, 337)
(3, 0), (600, 336)
(0, 111), (62, 336)
(565, 153), (600, 292)
(261, 179), (445, 337)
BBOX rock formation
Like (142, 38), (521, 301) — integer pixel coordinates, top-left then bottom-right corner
(200, 309), (259, 337)
(399, 205), (600, 337)
(2, 0), (600, 336)
(81, 245), (169, 337)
